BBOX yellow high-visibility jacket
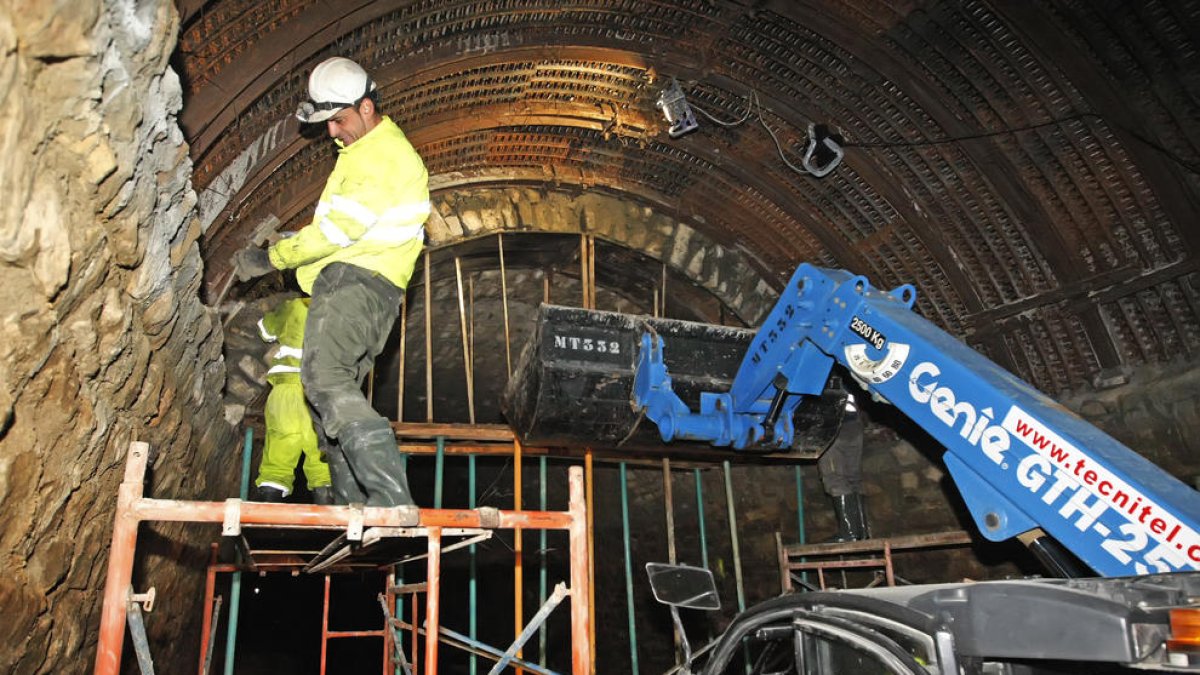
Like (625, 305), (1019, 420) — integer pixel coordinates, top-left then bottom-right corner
(269, 116), (429, 293)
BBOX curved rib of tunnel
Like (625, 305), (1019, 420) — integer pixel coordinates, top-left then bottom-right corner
(2, 1), (1198, 673)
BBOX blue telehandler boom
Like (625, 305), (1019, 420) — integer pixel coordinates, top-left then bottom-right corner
(633, 263), (1199, 578)
(629, 264), (1200, 674)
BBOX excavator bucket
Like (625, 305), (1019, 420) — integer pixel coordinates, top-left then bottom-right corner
(502, 305), (846, 458)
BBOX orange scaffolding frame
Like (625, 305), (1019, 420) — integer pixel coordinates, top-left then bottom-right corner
(93, 441), (592, 675)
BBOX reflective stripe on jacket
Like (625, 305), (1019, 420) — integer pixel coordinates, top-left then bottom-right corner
(268, 116), (429, 293)
(260, 298), (310, 381)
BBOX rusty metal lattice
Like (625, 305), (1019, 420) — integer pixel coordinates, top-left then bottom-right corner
(180, 0), (1200, 394)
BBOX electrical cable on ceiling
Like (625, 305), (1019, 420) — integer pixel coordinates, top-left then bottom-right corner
(691, 92), (803, 173)
(690, 90), (844, 178)
(846, 111), (1200, 176)
(690, 91), (806, 176)
(688, 87), (1200, 177)
(691, 91), (757, 128)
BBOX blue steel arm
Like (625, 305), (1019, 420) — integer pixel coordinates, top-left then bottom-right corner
(633, 263), (1200, 576)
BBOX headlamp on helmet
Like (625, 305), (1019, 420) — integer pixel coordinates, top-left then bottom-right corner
(295, 57), (377, 124)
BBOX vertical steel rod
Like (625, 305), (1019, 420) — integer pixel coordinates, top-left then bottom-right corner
(663, 458), (676, 565)
(660, 262), (667, 318)
(584, 450), (595, 670)
(587, 236), (596, 309)
(469, 274), (476, 420)
(620, 463), (640, 675)
(398, 293), (407, 423)
(723, 461), (750, 674)
(885, 542), (895, 586)
(320, 574), (331, 675)
(538, 457), (548, 666)
(455, 256), (475, 424)
(579, 234), (588, 308)
(694, 470), (709, 569)
(469, 454), (478, 675)
(411, 594), (420, 675)
(663, 457), (680, 659)
(94, 441), (150, 675)
(514, 438), (525, 675)
(567, 466), (592, 675)
(775, 532), (789, 594)
(424, 252), (433, 422)
(723, 461), (746, 614)
(434, 437), (445, 509)
(499, 233), (512, 376)
(425, 528), (443, 675)
(794, 466), (808, 585)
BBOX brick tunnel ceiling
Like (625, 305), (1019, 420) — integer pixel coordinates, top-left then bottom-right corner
(180, 0), (1200, 396)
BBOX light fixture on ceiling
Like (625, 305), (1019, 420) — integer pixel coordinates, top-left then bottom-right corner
(655, 78), (699, 138)
(656, 80), (845, 178)
(802, 123), (844, 178)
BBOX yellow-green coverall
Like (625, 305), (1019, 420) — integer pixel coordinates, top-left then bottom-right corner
(254, 298), (331, 496)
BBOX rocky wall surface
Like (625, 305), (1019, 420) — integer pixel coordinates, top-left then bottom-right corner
(426, 185), (780, 324)
(0, 1), (235, 673)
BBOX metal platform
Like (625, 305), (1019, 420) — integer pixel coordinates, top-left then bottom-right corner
(95, 441), (592, 675)
(776, 530), (976, 591)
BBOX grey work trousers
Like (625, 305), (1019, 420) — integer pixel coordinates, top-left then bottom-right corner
(301, 262), (401, 440)
(817, 410), (864, 497)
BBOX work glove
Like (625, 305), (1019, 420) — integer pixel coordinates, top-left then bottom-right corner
(232, 247), (274, 282)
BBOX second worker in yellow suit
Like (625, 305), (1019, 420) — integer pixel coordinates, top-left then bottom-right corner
(253, 298), (334, 505)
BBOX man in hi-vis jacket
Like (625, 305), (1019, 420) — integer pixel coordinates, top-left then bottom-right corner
(234, 57), (427, 506)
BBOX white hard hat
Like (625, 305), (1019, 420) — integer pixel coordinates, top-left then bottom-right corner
(295, 57), (377, 123)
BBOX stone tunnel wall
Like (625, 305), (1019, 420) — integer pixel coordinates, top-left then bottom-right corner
(0, 2), (235, 673)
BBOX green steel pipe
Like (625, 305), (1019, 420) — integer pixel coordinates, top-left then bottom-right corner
(794, 466), (809, 584)
(240, 428), (253, 499)
(694, 469), (709, 570)
(434, 436), (445, 508)
(469, 453), (478, 675)
(223, 428), (253, 675)
(620, 463), (640, 674)
(538, 456), (548, 666)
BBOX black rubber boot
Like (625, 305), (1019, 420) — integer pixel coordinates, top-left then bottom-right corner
(311, 485), (335, 506)
(341, 419), (415, 507)
(253, 485), (287, 503)
(829, 493), (870, 542)
(324, 445), (367, 505)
